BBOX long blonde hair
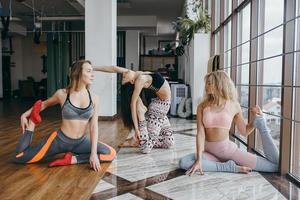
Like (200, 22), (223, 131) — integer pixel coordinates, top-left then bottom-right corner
(66, 60), (91, 93)
(200, 70), (238, 108)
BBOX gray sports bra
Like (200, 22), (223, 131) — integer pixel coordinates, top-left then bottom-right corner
(61, 90), (94, 121)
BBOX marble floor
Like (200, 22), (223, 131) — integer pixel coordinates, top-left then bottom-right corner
(90, 118), (296, 200)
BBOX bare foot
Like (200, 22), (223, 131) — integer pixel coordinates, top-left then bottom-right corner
(237, 166), (252, 174)
(119, 137), (139, 147)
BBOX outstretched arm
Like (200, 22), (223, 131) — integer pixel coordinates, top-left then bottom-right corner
(93, 65), (128, 73)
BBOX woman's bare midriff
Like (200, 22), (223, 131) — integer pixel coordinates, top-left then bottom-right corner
(156, 82), (171, 100)
(205, 128), (230, 142)
(60, 120), (89, 139)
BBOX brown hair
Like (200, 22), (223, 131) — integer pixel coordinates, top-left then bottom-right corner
(66, 60), (92, 93)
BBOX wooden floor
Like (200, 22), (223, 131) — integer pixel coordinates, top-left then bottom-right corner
(0, 99), (129, 200)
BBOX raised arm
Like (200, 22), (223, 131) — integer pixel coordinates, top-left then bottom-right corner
(93, 65), (128, 73)
(233, 103), (255, 137)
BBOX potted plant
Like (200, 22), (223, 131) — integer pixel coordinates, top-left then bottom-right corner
(173, 1), (211, 56)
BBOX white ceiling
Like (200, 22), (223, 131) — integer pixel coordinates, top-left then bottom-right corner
(3, 0), (185, 33)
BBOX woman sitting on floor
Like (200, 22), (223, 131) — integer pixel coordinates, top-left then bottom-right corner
(179, 71), (279, 175)
(14, 60), (116, 171)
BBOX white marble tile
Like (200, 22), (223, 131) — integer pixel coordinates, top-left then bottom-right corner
(108, 193), (143, 200)
(169, 118), (197, 132)
(147, 172), (286, 200)
(107, 134), (196, 182)
(92, 180), (115, 194)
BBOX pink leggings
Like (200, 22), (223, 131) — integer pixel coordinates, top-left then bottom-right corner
(204, 139), (257, 169)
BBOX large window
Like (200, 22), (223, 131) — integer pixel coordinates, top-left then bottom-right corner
(235, 3), (251, 142)
(224, 0), (232, 19)
(223, 21), (231, 70)
(212, 0), (300, 181)
(215, 0), (221, 30)
(291, 0), (300, 180)
(255, 0), (284, 153)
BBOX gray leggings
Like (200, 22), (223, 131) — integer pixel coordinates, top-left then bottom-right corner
(179, 116), (279, 173)
(14, 129), (116, 164)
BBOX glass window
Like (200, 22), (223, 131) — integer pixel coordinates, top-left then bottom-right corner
(215, 0), (221, 29)
(237, 4), (250, 65)
(235, 107), (248, 142)
(237, 85), (249, 108)
(224, 21), (232, 68)
(224, 0), (232, 19)
(291, 121), (300, 177)
(258, 27), (283, 59)
(257, 57), (282, 86)
(259, 0), (284, 33)
(297, 0), (300, 17)
(215, 31), (220, 55)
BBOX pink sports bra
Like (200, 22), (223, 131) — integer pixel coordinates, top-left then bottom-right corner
(202, 101), (234, 130)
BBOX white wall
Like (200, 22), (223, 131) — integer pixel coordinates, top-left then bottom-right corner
(177, 33), (210, 114)
(189, 33), (210, 114)
(86, 0), (117, 117)
(125, 30), (140, 70)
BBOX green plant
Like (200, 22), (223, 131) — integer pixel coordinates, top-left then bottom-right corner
(173, 1), (211, 56)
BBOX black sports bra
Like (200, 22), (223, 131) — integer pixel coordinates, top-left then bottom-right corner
(148, 72), (165, 92)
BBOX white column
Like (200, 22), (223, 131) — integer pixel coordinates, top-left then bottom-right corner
(85, 0), (117, 117)
(125, 30), (140, 70)
(189, 33), (210, 115)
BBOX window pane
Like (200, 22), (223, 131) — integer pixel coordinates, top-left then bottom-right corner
(297, 0), (300, 17)
(234, 107), (248, 142)
(258, 27), (283, 59)
(215, 0), (221, 29)
(237, 3), (251, 44)
(215, 31), (220, 54)
(224, 21), (232, 51)
(291, 122), (300, 177)
(237, 85), (249, 107)
(293, 88), (300, 122)
(259, 0), (284, 33)
(224, 51), (231, 68)
(257, 86), (282, 114)
(294, 52), (300, 87)
(224, 21), (232, 68)
(255, 114), (281, 153)
(224, 0), (232, 19)
(237, 42), (250, 65)
(295, 18), (300, 52)
(257, 56), (282, 86)
(236, 64), (249, 84)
